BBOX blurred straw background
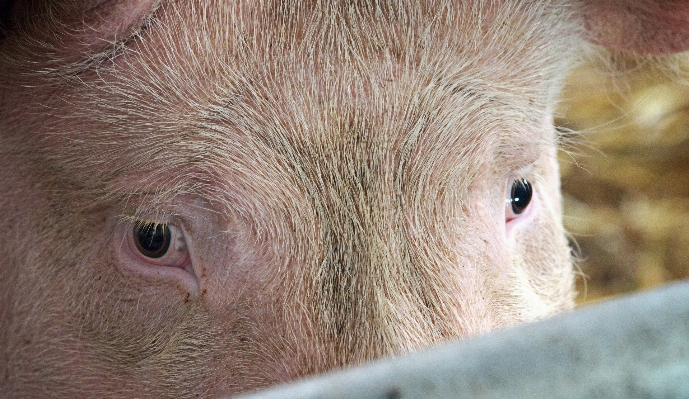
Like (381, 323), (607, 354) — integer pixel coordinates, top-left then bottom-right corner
(557, 53), (689, 305)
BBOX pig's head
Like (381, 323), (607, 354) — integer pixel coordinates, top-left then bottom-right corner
(1, 0), (687, 397)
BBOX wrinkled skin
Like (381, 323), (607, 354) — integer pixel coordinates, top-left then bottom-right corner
(0, 1), (687, 397)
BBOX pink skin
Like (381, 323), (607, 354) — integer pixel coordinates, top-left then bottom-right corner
(1, 1), (688, 398)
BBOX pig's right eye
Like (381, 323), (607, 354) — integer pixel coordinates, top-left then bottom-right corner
(128, 221), (190, 268)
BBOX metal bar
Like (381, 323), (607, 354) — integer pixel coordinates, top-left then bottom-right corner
(236, 281), (689, 399)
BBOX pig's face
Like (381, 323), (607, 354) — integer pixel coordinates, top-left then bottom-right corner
(1, 0), (580, 397)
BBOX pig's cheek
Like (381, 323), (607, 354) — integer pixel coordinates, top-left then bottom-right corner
(112, 222), (200, 296)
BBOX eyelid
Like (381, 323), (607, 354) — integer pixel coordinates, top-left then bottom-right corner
(119, 210), (185, 227)
(511, 164), (534, 177)
(112, 213), (199, 293)
(506, 164), (536, 189)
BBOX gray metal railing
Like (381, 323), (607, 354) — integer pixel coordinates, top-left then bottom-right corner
(237, 281), (689, 399)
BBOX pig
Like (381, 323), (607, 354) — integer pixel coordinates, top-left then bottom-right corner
(1, 0), (688, 397)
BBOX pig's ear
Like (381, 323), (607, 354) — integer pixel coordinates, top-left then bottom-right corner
(1, 0), (159, 48)
(581, 0), (689, 55)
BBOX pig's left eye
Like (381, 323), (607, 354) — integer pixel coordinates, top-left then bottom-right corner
(128, 221), (190, 268)
(506, 178), (533, 221)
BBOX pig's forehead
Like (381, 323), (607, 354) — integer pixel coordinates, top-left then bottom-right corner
(2, 0), (580, 210)
(100, 0), (580, 139)
(6, 0), (581, 123)
(162, 0), (580, 94)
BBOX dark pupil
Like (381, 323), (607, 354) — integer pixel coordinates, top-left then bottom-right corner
(510, 178), (532, 214)
(133, 222), (171, 259)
